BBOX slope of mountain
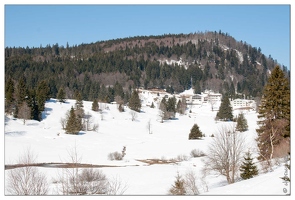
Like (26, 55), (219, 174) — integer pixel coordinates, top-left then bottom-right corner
(5, 31), (290, 103)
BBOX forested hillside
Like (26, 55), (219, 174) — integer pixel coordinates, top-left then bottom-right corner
(5, 31), (289, 121)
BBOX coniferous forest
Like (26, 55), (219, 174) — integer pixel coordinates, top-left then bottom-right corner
(5, 31), (290, 121)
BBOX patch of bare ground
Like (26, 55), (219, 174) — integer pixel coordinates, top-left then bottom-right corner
(136, 159), (178, 165)
(5, 159), (178, 170)
(5, 163), (124, 170)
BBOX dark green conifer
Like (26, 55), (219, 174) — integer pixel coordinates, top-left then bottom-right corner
(257, 66), (290, 137)
(36, 80), (50, 112)
(92, 99), (99, 111)
(240, 151), (258, 180)
(189, 124), (203, 140)
(216, 94), (233, 121)
(5, 78), (15, 114)
(150, 102), (155, 108)
(57, 87), (66, 103)
(75, 91), (84, 110)
(129, 90), (141, 112)
(65, 107), (81, 135)
(236, 112), (248, 132)
(256, 66), (290, 162)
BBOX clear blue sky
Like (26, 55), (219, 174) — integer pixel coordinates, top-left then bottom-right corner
(4, 4), (291, 69)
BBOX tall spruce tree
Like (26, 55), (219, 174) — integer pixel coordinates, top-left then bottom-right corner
(216, 94), (233, 121)
(235, 112), (248, 132)
(5, 78), (15, 114)
(65, 107), (82, 135)
(129, 90), (141, 112)
(257, 66), (290, 137)
(36, 80), (50, 112)
(75, 91), (85, 119)
(57, 87), (66, 103)
(92, 99), (99, 111)
(256, 66), (290, 163)
(240, 151), (258, 180)
(15, 77), (29, 118)
(75, 91), (84, 110)
(166, 97), (176, 118)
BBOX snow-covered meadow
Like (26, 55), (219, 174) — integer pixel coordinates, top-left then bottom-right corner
(4, 91), (290, 195)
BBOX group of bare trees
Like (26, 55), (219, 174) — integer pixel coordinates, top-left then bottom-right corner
(6, 148), (49, 195)
(6, 147), (128, 195)
(55, 145), (128, 195)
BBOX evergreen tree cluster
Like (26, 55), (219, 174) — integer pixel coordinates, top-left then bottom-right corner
(5, 77), (50, 121)
(256, 66), (290, 164)
(159, 96), (177, 120)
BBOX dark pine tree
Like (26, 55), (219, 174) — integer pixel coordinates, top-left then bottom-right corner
(188, 123), (203, 140)
(256, 66), (290, 163)
(216, 94), (233, 121)
(166, 97), (176, 118)
(5, 77), (15, 114)
(36, 80), (50, 112)
(240, 151), (258, 180)
(257, 65), (290, 137)
(150, 102), (155, 108)
(57, 87), (66, 103)
(65, 107), (81, 135)
(92, 98), (99, 111)
(75, 91), (84, 110)
(235, 112), (248, 132)
(28, 89), (40, 121)
(129, 90), (141, 112)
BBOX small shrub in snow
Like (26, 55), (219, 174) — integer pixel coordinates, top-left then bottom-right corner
(168, 172), (186, 195)
(176, 154), (189, 162)
(190, 149), (206, 158)
(108, 152), (123, 161)
(92, 123), (99, 132)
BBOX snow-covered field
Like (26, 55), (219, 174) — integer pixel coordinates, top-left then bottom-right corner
(4, 91), (291, 196)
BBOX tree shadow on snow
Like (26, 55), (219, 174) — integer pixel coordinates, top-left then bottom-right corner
(78, 132), (86, 135)
(41, 107), (53, 120)
(5, 131), (26, 136)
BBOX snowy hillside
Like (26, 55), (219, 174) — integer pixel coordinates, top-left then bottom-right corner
(4, 95), (290, 195)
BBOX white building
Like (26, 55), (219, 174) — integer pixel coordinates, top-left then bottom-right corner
(181, 89), (222, 105)
(230, 98), (256, 111)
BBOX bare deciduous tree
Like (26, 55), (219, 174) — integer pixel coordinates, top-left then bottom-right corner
(6, 148), (49, 195)
(115, 95), (124, 112)
(106, 175), (128, 195)
(18, 101), (31, 125)
(158, 102), (166, 123)
(209, 99), (217, 112)
(184, 169), (199, 195)
(257, 119), (288, 171)
(55, 144), (127, 195)
(146, 119), (152, 134)
(130, 110), (138, 121)
(83, 112), (98, 131)
(203, 124), (245, 184)
(60, 110), (70, 130)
